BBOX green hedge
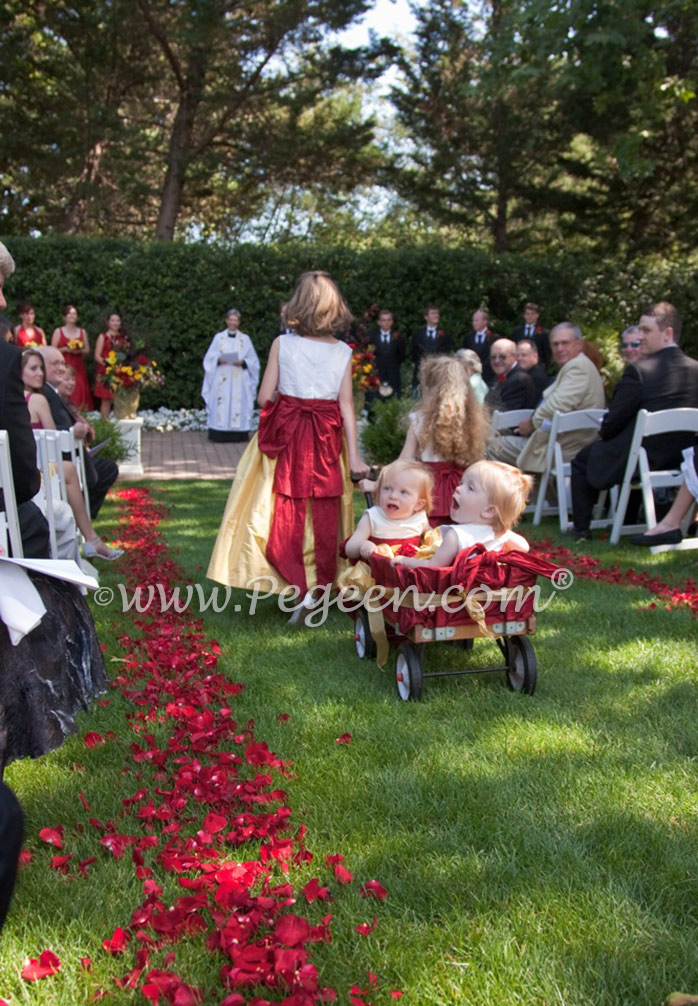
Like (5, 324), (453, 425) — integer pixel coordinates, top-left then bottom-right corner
(3, 236), (696, 407)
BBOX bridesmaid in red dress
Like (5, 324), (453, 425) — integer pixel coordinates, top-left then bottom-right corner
(50, 304), (94, 411)
(14, 302), (47, 348)
(93, 311), (129, 419)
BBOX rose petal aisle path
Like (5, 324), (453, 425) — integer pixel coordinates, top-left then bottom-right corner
(7, 487), (398, 1006)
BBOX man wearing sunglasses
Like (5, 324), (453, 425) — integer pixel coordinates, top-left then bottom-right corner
(618, 325), (647, 365)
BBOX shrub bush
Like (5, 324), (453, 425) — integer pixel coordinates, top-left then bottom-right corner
(3, 236), (696, 407)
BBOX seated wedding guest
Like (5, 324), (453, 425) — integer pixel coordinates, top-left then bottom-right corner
(456, 348), (489, 404)
(411, 305), (452, 393)
(0, 781), (23, 932)
(570, 302), (698, 541)
(0, 242), (108, 780)
(617, 324), (647, 365)
(40, 346), (119, 519)
(370, 308), (406, 399)
(463, 308), (499, 385)
(0, 245), (50, 558)
(22, 350), (122, 560)
(484, 339), (538, 411)
(14, 301), (47, 348)
(488, 322), (606, 473)
(630, 437), (697, 546)
(511, 301), (551, 371)
(516, 338), (550, 398)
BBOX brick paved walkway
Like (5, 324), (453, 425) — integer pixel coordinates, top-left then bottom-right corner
(126, 431), (247, 480)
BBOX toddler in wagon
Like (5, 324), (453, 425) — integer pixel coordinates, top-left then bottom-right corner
(345, 460), (434, 561)
(392, 460), (532, 569)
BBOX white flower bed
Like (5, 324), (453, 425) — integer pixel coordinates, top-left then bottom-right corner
(88, 406), (261, 433)
(138, 407), (209, 432)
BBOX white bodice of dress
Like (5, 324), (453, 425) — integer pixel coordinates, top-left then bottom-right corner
(366, 505), (430, 540)
(445, 522), (517, 553)
(409, 411), (444, 462)
(277, 333), (351, 400)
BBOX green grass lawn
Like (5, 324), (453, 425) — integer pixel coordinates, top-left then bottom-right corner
(1, 480), (697, 1005)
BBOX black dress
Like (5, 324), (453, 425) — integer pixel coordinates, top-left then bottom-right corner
(0, 572), (107, 768)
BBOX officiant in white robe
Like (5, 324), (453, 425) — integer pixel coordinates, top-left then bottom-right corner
(201, 309), (260, 443)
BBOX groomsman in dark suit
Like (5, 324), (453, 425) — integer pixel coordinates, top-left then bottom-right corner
(0, 241), (50, 558)
(512, 301), (551, 372)
(462, 308), (499, 385)
(411, 305), (452, 392)
(570, 302), (698, 539)
(370, 309), (406, 398)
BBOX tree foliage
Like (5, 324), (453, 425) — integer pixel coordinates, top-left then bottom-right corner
(0, 0), (395, 240)
(391, 0), (698, 257)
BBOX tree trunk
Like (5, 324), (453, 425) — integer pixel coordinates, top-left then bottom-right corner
(155, 93), (199, 241)
(154, 47), (207, 241)
(62, 140), (107, 234)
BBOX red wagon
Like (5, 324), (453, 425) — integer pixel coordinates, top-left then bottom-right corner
(347, 545), (560, 701)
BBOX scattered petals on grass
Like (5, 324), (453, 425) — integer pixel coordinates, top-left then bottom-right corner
(334, 733), (352, 744)
(355, 916), (378, 936)
(28, 487), (395, 1004)
(21, 950), (61, 980)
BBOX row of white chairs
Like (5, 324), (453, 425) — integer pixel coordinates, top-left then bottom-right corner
(0, 428), (91, 561)
(491, 406), (698, 547)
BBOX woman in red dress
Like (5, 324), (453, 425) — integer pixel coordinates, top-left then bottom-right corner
(14, 302), (47, 348)
(93, 311), (129, 419)
(50, 304), (93, 411)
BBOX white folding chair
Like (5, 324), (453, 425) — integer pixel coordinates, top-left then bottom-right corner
(58, 428), (90, 512)
(490, 409), (534, 433)
(33, 431), (60, 559)
(609, 408), (698, 544)
(532, 409), (608, 530)
(0, 430), (24, 558)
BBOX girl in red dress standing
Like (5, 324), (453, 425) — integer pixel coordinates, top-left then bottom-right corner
(14, 302), (47, 348)
(50, 304), (93, 411)
(93, 311), (129, 419)
(208, 271), (369, 602)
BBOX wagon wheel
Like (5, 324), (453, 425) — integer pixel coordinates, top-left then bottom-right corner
(503, 636), (537, 695)
(354, 608), (377, 660)
(395, 643), (423, 702)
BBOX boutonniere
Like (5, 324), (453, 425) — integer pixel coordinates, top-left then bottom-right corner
(487, 328), (494, 341)
(437, 328), (445, 339)
(534, 325), (543, 335)
(392, 330), (401, 341)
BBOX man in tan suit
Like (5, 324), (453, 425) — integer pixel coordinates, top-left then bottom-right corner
(488, 322), (606, 473)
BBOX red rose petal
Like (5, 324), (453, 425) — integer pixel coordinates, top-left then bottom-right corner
(355, 916), (378, 935)
(38, 826), (64, 849)
(360, 879), (388, 899)
(335, 733), (352, 744)
(103, 926), (130, 954)
(21, 949), (61, 980)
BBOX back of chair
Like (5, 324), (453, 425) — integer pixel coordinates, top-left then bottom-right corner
(554, 408), (607, 435)
(58, 429), (90, 511)
(638, 407), (698, 440)
(0, 430), (24, 557)
(491, 409), (534, 432)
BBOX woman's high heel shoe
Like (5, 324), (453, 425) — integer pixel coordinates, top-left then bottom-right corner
(82, 539), (124, 561)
